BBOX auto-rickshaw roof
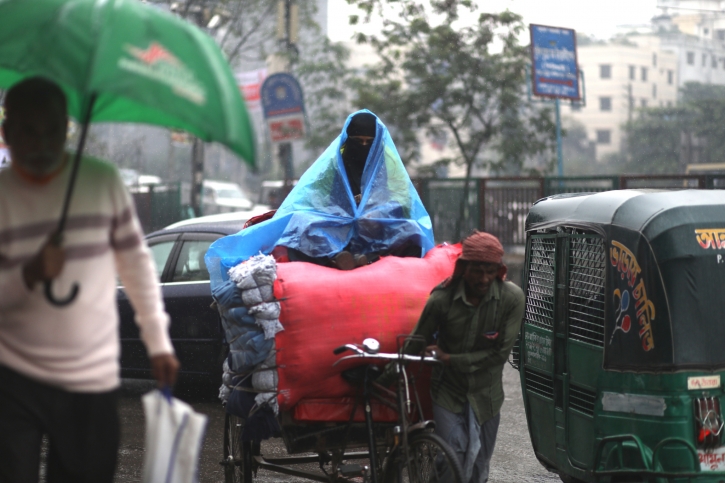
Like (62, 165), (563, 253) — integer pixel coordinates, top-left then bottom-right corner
(527, 189), (725, 371)
(526, 189), (725, 244)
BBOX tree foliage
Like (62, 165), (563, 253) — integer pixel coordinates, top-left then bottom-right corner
(346, 0), (557, 238)
(153, 0), (355, 177)
(346, 0), (556, 177)
(621, 82), (725, 174)
(294, 36), (354, 164)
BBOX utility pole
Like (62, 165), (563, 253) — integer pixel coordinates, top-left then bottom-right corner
(191, 138), (205, 216)
(277, 0), (298, 194)
(172, 3), (230, 217)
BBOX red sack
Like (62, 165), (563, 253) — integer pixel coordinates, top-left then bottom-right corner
(273, 244), (461, 420)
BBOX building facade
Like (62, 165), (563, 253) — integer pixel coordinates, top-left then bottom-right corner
(570, 39), (678, 159)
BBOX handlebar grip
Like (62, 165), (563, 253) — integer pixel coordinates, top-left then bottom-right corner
(333, 345), (348, 355)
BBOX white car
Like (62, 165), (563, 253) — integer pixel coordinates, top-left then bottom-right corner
(202, 180), (254, 214)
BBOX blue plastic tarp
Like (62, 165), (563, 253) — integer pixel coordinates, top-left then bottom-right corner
(206, 110), (434, 284)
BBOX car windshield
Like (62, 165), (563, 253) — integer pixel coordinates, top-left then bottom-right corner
(217, 188), (245, 199)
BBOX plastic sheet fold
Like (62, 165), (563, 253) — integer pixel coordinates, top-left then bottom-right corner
(206, 110), (434, 284)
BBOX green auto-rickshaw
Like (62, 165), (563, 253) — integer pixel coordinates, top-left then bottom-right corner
(517, 189), (725, 483)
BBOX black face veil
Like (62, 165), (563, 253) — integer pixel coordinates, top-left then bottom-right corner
(342, 112), (377, 197)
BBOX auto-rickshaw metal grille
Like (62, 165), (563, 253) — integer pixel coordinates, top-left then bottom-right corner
(569, 383), (597, 416)
(568, 236), (606, 347)
(524, 236), (556, 330)
(525, 368), (554, 399)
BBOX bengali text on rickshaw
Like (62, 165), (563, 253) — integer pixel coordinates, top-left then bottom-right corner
(610, 241), (655, 351)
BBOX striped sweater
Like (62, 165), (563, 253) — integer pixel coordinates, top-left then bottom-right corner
(0, 156), (173, 392)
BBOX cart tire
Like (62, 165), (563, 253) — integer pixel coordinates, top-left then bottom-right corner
(223, 413), (253, 483)
(382, 432), (464, 483)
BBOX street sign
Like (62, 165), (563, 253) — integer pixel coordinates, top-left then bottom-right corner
(260, 73), (306, 143)
(530, 24), (580, 100)
(236, 68), (267, 113)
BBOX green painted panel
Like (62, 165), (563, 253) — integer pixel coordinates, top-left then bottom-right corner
(568, 410), (596, 468)
(568, 341), (602, 389)
(529, 394), (557, 464)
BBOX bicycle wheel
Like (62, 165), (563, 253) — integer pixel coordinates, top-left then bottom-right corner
(223, 413), (253, 483)
(383, 431), (464, 483)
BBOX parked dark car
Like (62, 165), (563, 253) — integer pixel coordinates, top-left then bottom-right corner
(117, 209), (270, 384)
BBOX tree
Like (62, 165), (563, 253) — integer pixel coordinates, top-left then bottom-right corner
(619, 82), (725, 174)
(619, 106), (685, 174)
(346, 0), (556, 238)
(561, 118), (599, 176)
(294, 35), (354, 165)
(121, 1), (355, 184)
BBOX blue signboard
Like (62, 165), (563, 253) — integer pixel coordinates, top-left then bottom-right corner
(530, 24), (580, 100)
(260, 73), (305, 119)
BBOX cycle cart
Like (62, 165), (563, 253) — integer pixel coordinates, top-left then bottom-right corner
(222, 337), (463, 483)
(212, 243), (464, 483)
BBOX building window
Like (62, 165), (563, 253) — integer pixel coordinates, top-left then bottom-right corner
(641, 99), (648, 108)
(668, 70), (674, 84)
(718, 30), (725, 40)
(641, 67), (648, 81)
(653, 53), (657, 67)
(652, 84), (657, 99)
(600, 64), (612, 79)
(713, 55), (718, 68)
(599, 97), (612, 111)
(687, 51), (695, 65)
(596, 130), (611, 144)
(629, 65), (636, 80)
(703, 53), (708, 67)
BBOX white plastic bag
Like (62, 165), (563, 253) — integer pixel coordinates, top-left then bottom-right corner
(142, 390), (208, 483)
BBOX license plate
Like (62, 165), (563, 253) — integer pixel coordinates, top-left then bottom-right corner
(699, 447), (725, 471)
(688, 375), (721, 390)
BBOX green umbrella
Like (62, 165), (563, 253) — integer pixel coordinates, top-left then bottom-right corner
(0, 0), (256, 305)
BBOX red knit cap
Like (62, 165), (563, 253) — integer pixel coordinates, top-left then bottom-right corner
(460, 231), (504, 264)
(447, 231), (507, 284)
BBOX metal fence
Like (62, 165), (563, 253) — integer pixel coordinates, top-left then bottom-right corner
(418, 174), (725, 246)
(131, 183), (191, 234)
(131, 174), (725, 243)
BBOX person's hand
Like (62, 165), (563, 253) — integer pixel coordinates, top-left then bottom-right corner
(150, 353), (180, 388)
(425, 344), (450, 365)
(22, 233), (65, 289)
(354, 193), (362, 205)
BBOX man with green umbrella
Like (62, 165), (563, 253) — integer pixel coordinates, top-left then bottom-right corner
(0, 77), (179, 482)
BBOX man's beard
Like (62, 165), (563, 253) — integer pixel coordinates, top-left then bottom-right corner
(17, 150), (65, 176)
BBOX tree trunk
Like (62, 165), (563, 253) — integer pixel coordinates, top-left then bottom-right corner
(456, 155), (475, 241)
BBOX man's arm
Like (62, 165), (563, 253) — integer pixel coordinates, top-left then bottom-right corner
(111, 175), (178, 387)
(446, 290), (525, 374)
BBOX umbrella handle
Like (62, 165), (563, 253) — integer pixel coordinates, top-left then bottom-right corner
(44, 280), (79, 307)
(42, 94), (94, 308)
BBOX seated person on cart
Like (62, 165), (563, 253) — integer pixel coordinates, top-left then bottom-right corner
(205, 110), (434, 279)
(379, 231), (525, 483)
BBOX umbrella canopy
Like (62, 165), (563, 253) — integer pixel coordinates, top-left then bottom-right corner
(0, 0), (255, 166)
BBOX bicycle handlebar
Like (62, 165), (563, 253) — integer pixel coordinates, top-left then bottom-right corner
(332, 343), (440, 366)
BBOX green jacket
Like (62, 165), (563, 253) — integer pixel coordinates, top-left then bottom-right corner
(395, 278), (524, 424)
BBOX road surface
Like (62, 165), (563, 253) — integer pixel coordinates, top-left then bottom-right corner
(111, 363), (559, 483)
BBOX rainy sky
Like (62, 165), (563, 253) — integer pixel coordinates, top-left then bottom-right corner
(328, 0), (660, 42)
